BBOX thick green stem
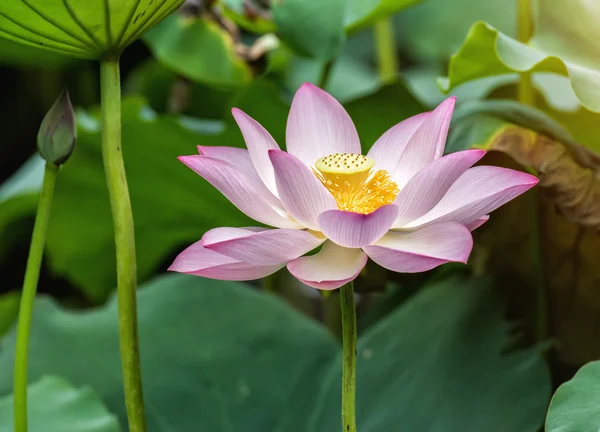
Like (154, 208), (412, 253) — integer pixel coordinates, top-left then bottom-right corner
(374, 18), (399, 83)
(13, 162), (59, 432)
(100, 59), (146, 432)
(340, 281), (357, 432)
(517, 0), (534, 105)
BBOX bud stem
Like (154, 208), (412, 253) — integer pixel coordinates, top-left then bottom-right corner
(374, 18), (399, 84)
(100, 58), (147, 432)
(13, 162), (59, 432)
(340, 280), (357, 432)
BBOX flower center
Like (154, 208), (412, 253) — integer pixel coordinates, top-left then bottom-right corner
(314, 153), (399, 215)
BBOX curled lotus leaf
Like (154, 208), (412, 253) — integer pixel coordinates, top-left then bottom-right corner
(487, 127), (600, 230)
(450, 107), (600, 364)
(0, 0), (185, 59)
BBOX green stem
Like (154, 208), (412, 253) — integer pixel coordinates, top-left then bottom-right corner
(517, 0), (534, 105)
(374, 18), (399, 83)
(13, 162), (59, 432)
(517, 0), (546, 342)
(319, 60), (335, 89)
(340, 281), (357, 432)
(100, 58), (146, 432)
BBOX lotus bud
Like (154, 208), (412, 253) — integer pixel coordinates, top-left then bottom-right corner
(37, 90), (76, 165)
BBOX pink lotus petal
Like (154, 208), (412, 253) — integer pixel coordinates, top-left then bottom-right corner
(197, 146), (280, 203)
(466, 215), (489, 231)
(394, 97), (456, 188)
(363, 223), (473, 273)
(268, 149), (337, 230)
(168, 239), (283, 280)
(318, 205), (398, 248)
(393, 150), (486, 226)
(179, 155), (300, 229)
(366, 112), (429, 174)
(231, 109), (280, 196)
(402, 166), (538, 229)
(200, 227), (267, 245)
(286, 83), (361, 167)
(203, 228), (325, 265)
(287, 241), (367, 290)
(197, 146), (253, 170)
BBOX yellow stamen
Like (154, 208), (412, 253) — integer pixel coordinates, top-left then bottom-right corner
(314, 153), (399, 214)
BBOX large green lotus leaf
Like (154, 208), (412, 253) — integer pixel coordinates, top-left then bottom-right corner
(546, 361), (600, 432)
(272, 0), (345, 61)
(312, 277), (550, 431)
(440, 20), (600, 112)
(0, 376), (119, 432)
(0, 0), (184, 59)
(144, 14), (252, 87)
(0, 274), (339, 431)
(395, 0), (515, 61)
(345, 0), (422, 33)
(0, 274), (549, 431)
(530, 0), (600, 74)
(447, 101), (600, 365)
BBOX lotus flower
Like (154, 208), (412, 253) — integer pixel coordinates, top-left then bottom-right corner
(169, 84), (537, 289)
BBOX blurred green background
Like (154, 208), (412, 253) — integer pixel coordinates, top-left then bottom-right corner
(1, 0), (600, 430)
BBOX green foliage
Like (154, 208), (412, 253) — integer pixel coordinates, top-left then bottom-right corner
(316, 276), (551, 431)
(272, 0), (345, 61)
(284, 55), (381, 103)
(144, 14), (252, 87)
(0, 0), (185, 59)
(0, 376), (119, 432)
(440, 21), (600, 112)
(0, 157), (44, 271)
(396, 0), (515, 61)
(220, 0), (276, 34)
(546, 361), (600, 432)
(446, 99), (578, 153)
(346, 81), (425, 148)
(124, 60), (235, 118)
(345, 0), (423, 33)
(0, 293), (19, 337)
(0, 274), (550, 431)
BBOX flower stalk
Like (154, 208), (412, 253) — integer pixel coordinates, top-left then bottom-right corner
(13, 162), (59, 432)
(516, 0), (548, 342)
(375, 18), (399, 83)
(340, 281), (357, 432)
(517, 0), (534, 105)
(100, 58), (146, 432)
